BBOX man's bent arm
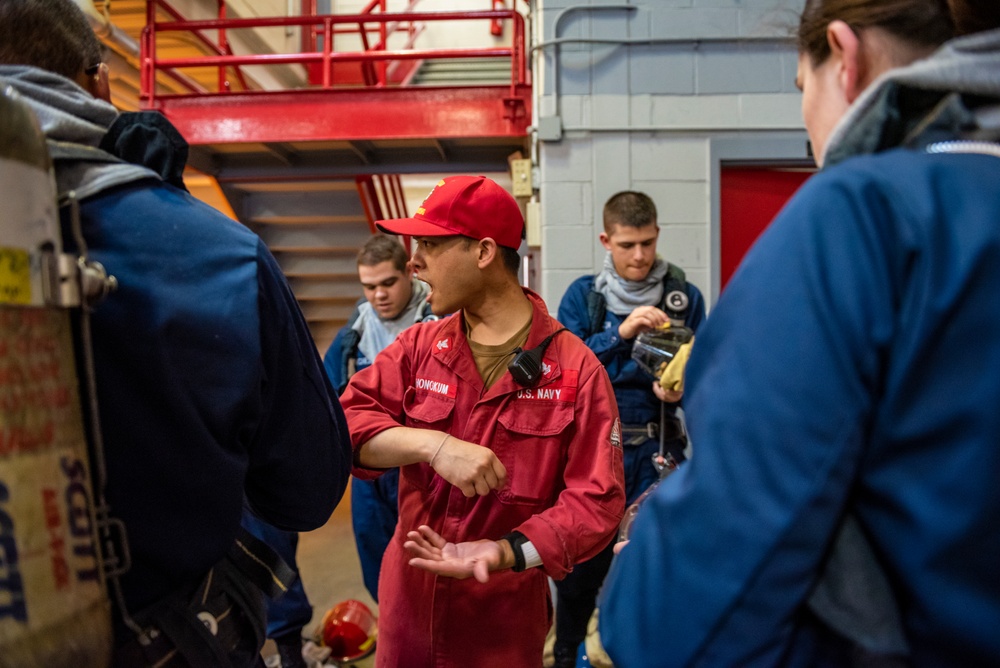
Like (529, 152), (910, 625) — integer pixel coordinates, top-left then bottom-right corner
(359, 426), (508, 498)
(356, 426), (446, 469)
(246, 241), (352, 531)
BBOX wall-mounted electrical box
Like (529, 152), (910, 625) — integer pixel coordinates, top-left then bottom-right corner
(510, 159), (533, 197)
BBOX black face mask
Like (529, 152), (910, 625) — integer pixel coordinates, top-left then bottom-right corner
(507, 328), (567, 387)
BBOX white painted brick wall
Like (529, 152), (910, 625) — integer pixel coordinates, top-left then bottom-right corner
(541, 138), (594, 183)
(634, 181), (708, 225)
(629, 50), (696, 95)
(630, 137), (709, 181)
(542, 226), (595, 270)
(544, 270), (591, 314)
(740, 93), (804, 127)
(540, 182), (595, 229)
(658, 225), (709, 268)
(650, 95), (742, 128)
(650, 8), (739, 39)
(535, 0), (807, 311)
(697, 47), (786, 94)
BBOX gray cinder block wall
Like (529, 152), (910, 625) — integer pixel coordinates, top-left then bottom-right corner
(534, 0), (809, 310)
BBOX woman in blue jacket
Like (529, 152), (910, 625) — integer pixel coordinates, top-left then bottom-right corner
(601, 0), (1000, 665)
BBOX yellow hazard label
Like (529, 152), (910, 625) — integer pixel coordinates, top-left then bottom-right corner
(0, 247), (31, 305)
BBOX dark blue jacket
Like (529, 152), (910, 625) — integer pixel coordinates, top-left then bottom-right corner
(602, 32), (1000, 663)
(600, 146), (1000, 666)
(63, 176), (352, 618)
(324, 301), (371, 394)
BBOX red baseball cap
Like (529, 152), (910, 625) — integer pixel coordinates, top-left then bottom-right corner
(376, 175), (524, 249)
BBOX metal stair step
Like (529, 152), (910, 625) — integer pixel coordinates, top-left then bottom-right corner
(410, 57), (512, 85)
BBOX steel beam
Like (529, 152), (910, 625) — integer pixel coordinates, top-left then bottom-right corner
(148, 85), (530, 145)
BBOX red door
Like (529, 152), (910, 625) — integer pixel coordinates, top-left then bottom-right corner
(719, 167), (814, 292)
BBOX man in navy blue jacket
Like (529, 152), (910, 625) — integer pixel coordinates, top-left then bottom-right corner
(0, 1), (352, 664)
(555, 191), (705, 667)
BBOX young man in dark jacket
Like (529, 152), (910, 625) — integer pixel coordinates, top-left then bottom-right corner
(324, 234), (435, 601)
(555, 191), (706, 667)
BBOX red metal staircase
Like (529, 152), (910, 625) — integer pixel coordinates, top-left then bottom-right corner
(136, 0), (531, 349)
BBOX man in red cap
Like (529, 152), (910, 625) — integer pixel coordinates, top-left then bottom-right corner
(339, 175), (625, 667)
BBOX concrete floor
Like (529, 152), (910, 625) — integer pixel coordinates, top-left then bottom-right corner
(262, 479), (377, 668)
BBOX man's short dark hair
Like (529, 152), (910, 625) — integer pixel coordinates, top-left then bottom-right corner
(459, 236), (520, 276)
(0, 0), (103, 80)
(357, 234), (409, 273)
(499, 246), (521, 276)
(603, 191), (657, 233)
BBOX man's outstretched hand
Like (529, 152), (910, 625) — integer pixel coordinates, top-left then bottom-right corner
(404, 525), (511, 583)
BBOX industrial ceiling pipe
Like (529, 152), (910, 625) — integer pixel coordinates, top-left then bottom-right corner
(73, 0), (141, 60)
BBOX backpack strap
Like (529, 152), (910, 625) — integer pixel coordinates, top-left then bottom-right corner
(337, 301), (365, 394)
(665, 262), (686, 285)
(338, 329), (361, 394)
(113, 524), (294, 667)
(228, 525), (297, 600)
(661, 263), (690, 327)
(585, 288), (607, 338)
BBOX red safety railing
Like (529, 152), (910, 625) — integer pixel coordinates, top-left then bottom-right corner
(490, 0), (507, 37)
(299, 0), (425, 87)
(140, 1), (527, 105)
(143, 0), (250, 95)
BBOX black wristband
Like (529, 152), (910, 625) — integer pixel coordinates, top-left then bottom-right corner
(502, 531), (528, 572)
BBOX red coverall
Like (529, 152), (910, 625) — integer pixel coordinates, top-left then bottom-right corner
(341, 290), (625, 668)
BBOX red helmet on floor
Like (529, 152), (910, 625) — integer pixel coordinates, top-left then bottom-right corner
(319, 599), (377, 662)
